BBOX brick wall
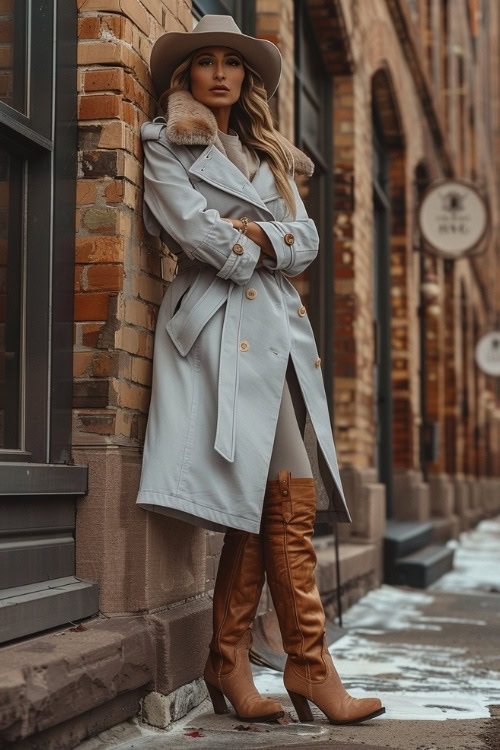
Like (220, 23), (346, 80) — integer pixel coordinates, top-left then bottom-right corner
(75, 0), (191, 449)
(326, 0), (500, 498)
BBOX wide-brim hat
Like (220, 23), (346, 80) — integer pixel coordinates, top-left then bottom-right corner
(149, 14), (282, 101)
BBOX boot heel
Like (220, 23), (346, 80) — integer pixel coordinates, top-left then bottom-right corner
(287, 690), (314, 722)
(205, 681), (230, 715)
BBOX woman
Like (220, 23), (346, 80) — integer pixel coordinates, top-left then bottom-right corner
(137, 14), (384, 727)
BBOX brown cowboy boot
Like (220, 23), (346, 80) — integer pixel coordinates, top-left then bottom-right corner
(204, 527), (284, 722)
(262, 470), (385, 725)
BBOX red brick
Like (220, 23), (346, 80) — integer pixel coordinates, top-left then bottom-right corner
(78, 17), (100, 39)
(92, 351), (120, 377)
(79, 94), (122, 120)
(84, 68), (125, 93)
(87, 264), (123, 291)
(104, 180), (124, 203)
(82, 323), (103, 348)
(76, 180), (97, 205)
(74, 292), (110, 321)
(75, 236), (124, 263)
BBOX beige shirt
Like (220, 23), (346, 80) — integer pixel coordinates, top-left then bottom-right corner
(214, 128), (259, 182)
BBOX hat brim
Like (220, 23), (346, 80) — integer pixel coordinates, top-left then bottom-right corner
(150, 30), (282, 101)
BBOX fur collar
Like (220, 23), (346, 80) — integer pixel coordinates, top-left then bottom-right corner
(164, 90), (314, 177)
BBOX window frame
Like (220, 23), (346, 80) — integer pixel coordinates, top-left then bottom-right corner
(0, 0), (83, 483)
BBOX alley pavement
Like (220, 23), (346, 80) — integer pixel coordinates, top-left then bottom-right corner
(78, 518), (500, 750)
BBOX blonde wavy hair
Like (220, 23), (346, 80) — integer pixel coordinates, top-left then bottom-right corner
(159, 50), (297, 219)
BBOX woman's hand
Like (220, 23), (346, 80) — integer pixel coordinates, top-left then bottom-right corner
(222, 218), (275, 263)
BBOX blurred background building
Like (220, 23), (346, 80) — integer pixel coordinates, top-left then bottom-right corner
(0, 0), (499, 745)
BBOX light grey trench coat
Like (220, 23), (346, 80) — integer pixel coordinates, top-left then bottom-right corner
(136, 93), (352, 533)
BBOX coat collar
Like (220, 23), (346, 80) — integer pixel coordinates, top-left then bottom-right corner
(164, 90), (314, 177)
(188, 144), (278, 218)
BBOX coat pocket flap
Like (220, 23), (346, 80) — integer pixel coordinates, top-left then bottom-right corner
(166, 274), (229, 356)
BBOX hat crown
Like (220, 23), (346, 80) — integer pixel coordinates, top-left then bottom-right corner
(193, 14), (242, 36)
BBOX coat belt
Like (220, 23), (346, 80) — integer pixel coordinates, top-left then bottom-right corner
(166, 268), (244, 463)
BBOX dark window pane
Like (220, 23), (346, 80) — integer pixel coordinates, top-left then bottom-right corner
(0, 147), (23, 449)
(0, 0), (27, 114)
(192, 0), (253, 31)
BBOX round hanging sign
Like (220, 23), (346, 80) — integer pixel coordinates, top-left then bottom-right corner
(418, 178), (489, 259)
(475, 332), (500, 377)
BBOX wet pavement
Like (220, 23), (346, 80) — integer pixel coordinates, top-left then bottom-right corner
(77, 518), (500, 750)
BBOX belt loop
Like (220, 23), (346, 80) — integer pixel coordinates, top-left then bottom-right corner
(278, 470), (293, 523)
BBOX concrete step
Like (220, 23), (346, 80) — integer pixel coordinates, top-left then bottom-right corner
(384, 519), (433, 565)
(391, 544), (455, 588)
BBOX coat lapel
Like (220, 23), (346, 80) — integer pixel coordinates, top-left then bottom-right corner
(188, 144), (277, 219)
(161, 91), (314, 216)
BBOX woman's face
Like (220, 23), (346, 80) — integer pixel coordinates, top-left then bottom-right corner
(190, 46), (245, 110)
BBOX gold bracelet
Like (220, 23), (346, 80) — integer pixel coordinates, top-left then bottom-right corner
(239, 216), (249, 235)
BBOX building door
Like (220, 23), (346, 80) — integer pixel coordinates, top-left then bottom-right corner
(372, 118), (393, 516)
(0, 0), (95, 644)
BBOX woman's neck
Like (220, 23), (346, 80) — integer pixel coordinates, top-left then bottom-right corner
(210, 105), (232, 134)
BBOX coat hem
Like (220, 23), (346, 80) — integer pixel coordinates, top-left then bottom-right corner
(136, 489), (261, 534)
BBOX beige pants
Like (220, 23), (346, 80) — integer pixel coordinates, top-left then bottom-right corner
(267, 360), (313, 480)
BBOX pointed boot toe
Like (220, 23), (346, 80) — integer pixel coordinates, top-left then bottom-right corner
(328, 695), (385, 725)
(204, 631), (284, 723)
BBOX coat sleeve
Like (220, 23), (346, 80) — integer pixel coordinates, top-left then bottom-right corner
(253, 177), (319, 277)
(141, 134), (261, 286)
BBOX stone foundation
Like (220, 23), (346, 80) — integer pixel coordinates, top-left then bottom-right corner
(392, 469), (430, 521)
(337, 466), (386, 544)
(73, 446), (207, 615)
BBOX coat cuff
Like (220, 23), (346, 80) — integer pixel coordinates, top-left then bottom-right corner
(199, 232), (261, 285)
(253, 221), (290, 271)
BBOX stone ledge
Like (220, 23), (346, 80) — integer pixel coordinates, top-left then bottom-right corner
(0, 616), (154, 745)
(1, 688), (146, 750)
(0, 597), (212, 746)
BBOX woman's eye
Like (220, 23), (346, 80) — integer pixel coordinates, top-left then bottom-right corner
(227, 59), (241, 66)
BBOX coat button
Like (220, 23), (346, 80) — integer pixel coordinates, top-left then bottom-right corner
(246, 288), (257, 300)
(298, 305), (306, 317)
(240, 340), (249, 352)
(232, 243), (244, 255)
(315, 358), (321, 368)
(284, 233), (295, 245)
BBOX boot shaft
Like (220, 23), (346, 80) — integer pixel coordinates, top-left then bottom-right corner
(262, 470), (327, 679)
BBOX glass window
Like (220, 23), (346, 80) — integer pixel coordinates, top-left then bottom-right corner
(192, 0), (255, 34)
(0, 0), (27, 114)
(0, 147), (24, 449)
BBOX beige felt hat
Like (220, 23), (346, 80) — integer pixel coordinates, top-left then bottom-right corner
(149, 14), (282, 101)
